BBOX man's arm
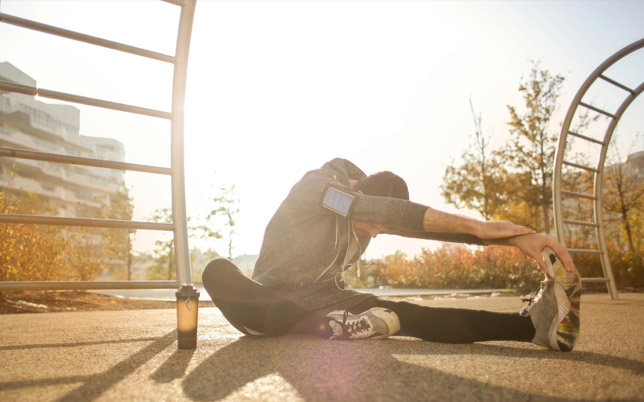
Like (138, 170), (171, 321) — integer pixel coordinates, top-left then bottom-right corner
(422, 207), (535, 240)
(420, 207), (575, 274)
(349, 190), (572, 273)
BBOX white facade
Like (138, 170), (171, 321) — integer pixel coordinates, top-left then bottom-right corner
(0, 62), (126, 217)
(622, 151), (644, 181)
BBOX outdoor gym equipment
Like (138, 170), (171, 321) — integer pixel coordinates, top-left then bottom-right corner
(0, 0), (200, 347)
(553, 38), (644, 300)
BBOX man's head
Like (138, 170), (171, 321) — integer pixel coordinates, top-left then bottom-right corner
(351, 171), (409, 238)
(354, 171), (409, 200)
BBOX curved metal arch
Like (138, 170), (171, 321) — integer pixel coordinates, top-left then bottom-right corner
(553, 38), (644, 300)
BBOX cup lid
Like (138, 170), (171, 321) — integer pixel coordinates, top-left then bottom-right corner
(175, 284), (200, 297)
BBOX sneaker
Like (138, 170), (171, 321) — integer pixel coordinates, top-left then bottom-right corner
(326, 307), (401, 340)
(520, 247), (581, 351)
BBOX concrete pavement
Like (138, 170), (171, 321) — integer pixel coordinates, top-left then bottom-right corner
(1, 293), (643, 401)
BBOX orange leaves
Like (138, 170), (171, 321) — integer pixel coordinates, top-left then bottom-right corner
(0, 187), (132, 282)
(349, 245), (543, 293)
(349, 235), (642, 292)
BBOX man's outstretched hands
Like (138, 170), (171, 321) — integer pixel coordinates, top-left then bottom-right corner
(507, 233), (576, 274)
(477, 220), (575, 274)
(420, 209), (574, 274)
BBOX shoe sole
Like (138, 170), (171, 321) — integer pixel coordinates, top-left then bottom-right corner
(543, 247), (581, 351)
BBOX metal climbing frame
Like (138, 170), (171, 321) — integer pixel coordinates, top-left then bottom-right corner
(0, 3), (196, 293)
(553, 38), (644, 300)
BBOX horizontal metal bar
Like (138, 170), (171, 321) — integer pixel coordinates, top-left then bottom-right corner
(599, 74), (635, 95)
(568, 248), (603, 255)
(0, 214), (175, 231)
(581, 277), (610, 283)
(568, 130), (605, 145)
(0, 80), (38, 96)
(0, 280), (180, 291)
(0, 12), (175, 63)
(562, 160), (598, 172)
(0, 147), (172, 175)
(563, 219), (599, 227)
(0, 79), (37, 96)
(579, 101), (616, 119)
(0, 80), (171, 120)
(561, 190), (597, 200)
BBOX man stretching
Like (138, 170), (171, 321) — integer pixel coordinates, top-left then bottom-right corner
(202, 158), (581, 351)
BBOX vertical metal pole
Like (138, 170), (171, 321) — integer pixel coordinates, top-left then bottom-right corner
(171, 0), (197, 286)
(593, 170), (619, 299)
(552, 132), (568, 247)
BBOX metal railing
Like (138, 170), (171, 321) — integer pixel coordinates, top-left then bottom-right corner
(0, 2), (196, 291)
(553, 38), (644, 300)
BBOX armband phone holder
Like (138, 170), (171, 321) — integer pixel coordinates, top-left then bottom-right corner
(321, 184), (355, 217)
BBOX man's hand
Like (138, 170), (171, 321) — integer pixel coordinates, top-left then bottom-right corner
(473, 220), (536, 240)
(506, 233), (576, 274)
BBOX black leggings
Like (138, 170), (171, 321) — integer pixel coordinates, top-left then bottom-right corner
(202, 258), (535, 343)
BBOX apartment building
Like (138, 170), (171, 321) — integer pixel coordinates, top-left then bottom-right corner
(0, 62), (126, 217)
(621, 151), (644, 180)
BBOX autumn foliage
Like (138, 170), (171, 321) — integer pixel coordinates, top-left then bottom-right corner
(0, 191), (69, 281)
(440, 62), (643, 291)
(345, 236), (642, 293)
(345, 245), (543, 293)
(0, 187), (132, 283)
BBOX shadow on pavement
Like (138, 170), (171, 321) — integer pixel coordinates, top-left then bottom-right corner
(0, 336), (164, 352)
(182, 335), (644, 401)
(151, 349), (196, 383)
(0, 332), (176, 402)
(56, 331), (177, 402)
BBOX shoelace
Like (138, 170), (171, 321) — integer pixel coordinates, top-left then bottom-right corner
(521, 280), (548, 310)
(341, 311), (371, 336)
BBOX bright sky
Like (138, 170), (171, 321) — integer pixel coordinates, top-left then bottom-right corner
(1, 0), (643, 260)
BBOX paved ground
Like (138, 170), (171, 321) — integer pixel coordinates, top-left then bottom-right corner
(1, 293), (643, 401)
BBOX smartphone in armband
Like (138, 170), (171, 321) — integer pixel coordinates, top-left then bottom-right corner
(321, 185), (355, 217)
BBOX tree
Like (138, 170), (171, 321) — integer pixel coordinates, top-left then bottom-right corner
(602, 141), (644, 254)
(442, 62), (598, 235)
(441, 97), (508, 220)
(147, 185), (239, 279)
(0, 164), (69, 283)
(206, 185), (239, 259)
(148, 208), (176, 280)
(101, 186), (135, 280)
(504, 61), (564, 233)
(0, 189), (68, 282)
